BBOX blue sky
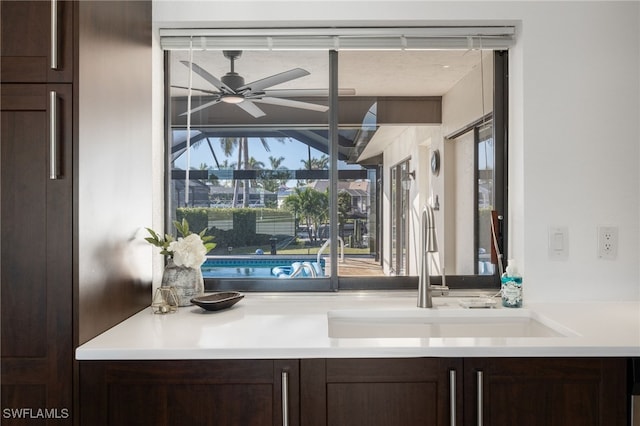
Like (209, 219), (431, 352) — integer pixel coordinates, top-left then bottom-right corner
(173, 134), (362, 177)
(174, 136), (323, 171)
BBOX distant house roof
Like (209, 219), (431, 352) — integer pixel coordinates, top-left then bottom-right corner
(305, 180), (370, 197)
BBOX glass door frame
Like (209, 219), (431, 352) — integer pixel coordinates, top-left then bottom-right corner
(390, 158), (411, 276)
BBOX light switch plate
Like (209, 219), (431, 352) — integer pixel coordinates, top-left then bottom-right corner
(548, 226), (568, 260)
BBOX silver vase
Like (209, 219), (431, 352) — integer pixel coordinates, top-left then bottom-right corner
(161, 259), (204, 306)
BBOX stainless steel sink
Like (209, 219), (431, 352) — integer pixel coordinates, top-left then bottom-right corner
(327, 308), (577, 339)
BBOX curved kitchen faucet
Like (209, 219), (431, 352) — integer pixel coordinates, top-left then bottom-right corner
(417, 205), (449, 308)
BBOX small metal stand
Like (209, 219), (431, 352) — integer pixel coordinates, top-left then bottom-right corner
(151, 286), (179, 314)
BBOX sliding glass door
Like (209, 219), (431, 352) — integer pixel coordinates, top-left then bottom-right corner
(390, 159), (411, 276)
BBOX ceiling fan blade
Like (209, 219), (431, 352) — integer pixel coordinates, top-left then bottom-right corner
(178, 98), (222, 116)
(253, 97), (329, 112)
(238, 68), (310, 93)
(261, 88), (356, 97)
(236, 100), (266, 118)
(171, 85), (221, 96)
(180, 61), (234, 93)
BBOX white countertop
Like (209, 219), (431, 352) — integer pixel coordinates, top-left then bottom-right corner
(75, 292), (640, 360)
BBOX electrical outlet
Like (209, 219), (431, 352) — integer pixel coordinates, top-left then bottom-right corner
(597, 226), (618, 260)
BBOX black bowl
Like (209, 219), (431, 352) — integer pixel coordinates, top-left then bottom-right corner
(191, 291), (244, 312)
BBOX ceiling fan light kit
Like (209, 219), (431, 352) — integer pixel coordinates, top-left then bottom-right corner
(221, 94), (244, 104)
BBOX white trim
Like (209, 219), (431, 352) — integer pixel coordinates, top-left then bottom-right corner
(160, 26), (515, 51)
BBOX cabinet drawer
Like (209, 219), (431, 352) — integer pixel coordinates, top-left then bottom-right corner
(1, 0), (74, 82)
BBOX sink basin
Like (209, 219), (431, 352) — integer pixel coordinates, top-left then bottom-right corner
(327, 308), (577, 339)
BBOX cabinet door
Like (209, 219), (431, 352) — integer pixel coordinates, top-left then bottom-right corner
(301, 358), (462, 426)
(1, 84), (73, 424)
(464, 358), (627, 426)
(80, 360), (300, 426)
(0, 0), (74, 82)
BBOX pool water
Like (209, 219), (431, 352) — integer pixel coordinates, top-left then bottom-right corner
(202, 256), (325, 278)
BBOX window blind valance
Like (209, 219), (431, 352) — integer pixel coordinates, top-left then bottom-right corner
(159, 27), (516, 51)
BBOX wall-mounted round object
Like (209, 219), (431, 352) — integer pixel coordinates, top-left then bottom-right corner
(431, 150), (440, 176)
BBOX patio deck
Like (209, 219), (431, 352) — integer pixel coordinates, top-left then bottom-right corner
(333, 256), (385, 277)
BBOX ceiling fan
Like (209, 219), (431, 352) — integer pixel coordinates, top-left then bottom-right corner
(177, 50), (351, 118)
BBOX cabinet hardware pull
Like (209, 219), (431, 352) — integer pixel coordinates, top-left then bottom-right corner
(51, 0), (59, 69)
(50, 91), (59, 179)
(476, 370), (483, 426)
(449, 369), (456, 426)
(281, 370), (289, 426)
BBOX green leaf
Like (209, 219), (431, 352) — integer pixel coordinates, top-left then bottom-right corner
(173, 218), (190, 237)
(144, 236), (160, 246)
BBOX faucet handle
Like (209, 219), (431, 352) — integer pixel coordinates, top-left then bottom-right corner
(429, 285), (449, 297)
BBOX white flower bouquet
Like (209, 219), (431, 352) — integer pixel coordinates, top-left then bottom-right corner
(145, 219), (216, 268)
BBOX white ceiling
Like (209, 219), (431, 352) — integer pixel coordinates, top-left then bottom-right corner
(169, 49), (484, 97)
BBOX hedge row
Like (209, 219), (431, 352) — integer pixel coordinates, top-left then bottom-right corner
(176, 207), (278, 251)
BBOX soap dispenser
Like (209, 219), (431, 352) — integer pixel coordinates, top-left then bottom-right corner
(501, 259), (523, 308)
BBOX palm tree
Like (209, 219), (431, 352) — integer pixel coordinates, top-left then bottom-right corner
(219, 159), (233, 169)
(337, 190), (352, 238)
(219, 137), (285, 207)
(219, 137), (241, 206)
(269, 155), (285, 170)
(283, 187), (328, 243)
(219, 136), (254, 207)
(260, 155), (288, 194)
(299, 154), (329, 186)
(300, 154), (329, 170)
(247, 156), (265, 171)
(283, 189), (301, 232)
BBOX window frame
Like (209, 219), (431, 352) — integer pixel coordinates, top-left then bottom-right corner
(163, 48), (509, 292)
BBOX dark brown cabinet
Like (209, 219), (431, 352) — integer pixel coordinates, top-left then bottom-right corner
(464, 357), (627, 426)
(1, 83), (73, 423)
(301, 357), (626, 426)
(80, 357), (627, 426)
(1, 1), (74, 422)
(79, 360), (300, 426)
(1, 1), (152, 424)
(301, 358), (461, 426)
(0, 0), (74, 83)
(1, 2), (74, 423)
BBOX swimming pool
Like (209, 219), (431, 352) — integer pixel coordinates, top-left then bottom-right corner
(202, 256), (325, 279)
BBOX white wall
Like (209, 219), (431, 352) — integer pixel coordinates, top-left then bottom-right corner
(440, 50), (494, 276)
(382, 127), (437, 276)
(153, 1), (640, 302)
(512, 2), (639, 302)
(441, 51), (494, 138)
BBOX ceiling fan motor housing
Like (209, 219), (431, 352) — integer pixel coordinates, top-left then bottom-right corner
(221, 72), (245, 91)
(221, 51), (246, 91)
(223, 50), (242, 61)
